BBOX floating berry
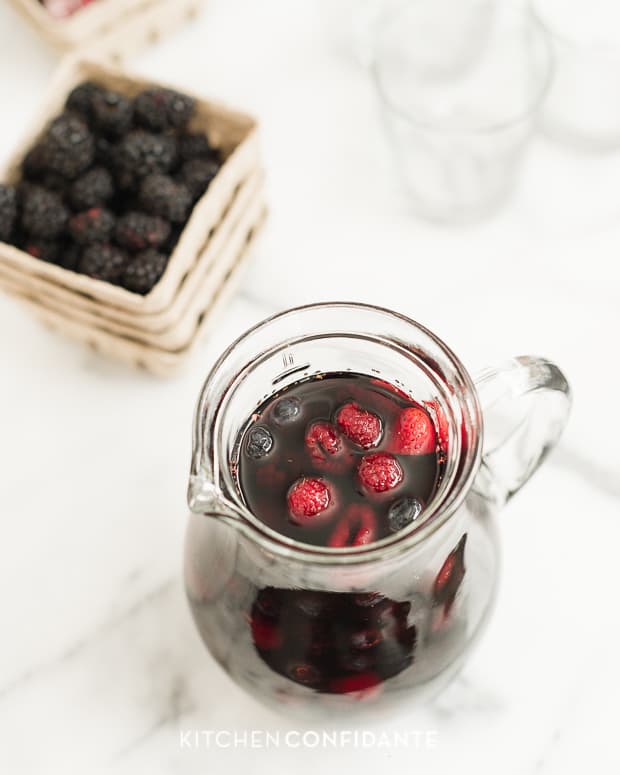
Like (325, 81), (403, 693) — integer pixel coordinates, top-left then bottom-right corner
(433, 534), (467, 615)
(287, 662), (322, 688)
(392, 406), (436, 455)
(272, 396), (301, 425)
(245, 426), (274, 460)
(287, 477), (332, 525)
(335, 402), (382, 449)
(358, 453), (403, 494)
(387, 497), (423, 534)
(305, 421), (343, 469)
(328, 504), (377, 548)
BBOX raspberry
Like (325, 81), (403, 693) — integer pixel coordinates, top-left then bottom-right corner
(116, 130), (178, 179)
(78, 243), (128, 282)
(180, 158), (220, 200)
(358, 453), (403, 494)
(245, 426), (274, 460)
(387, 497), (422, 534)
(138, 174), (192, 223)
(328, 672), (381, 695)
(23, 239), (60, 264)
(335, 402), (382, 449)
(392, 406), (436, 455)
(272, 396), (301, 425)
(305, 421), (343, 468)
(68, 207), (115, 245)
(250, 613), (282, 651)
(115, 212), (170, 252)
(39, 113), (95, 179)
(178, 131), (219, 162)
(134, 88), (195, 131)
(121, 249), (168, 295)
(20, 186), (68, 239)
(0, 184), (18, 241)
(433, 534), (467, 615)
(65, 81), (104, 117)
(287, 477), (331, 525)
(91, 89), (134, 137)
(328, 504), (377, 548)
(70, 167), (115, 210)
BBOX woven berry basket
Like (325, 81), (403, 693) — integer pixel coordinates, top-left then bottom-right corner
(0, 178), (266, 350)
(6, 0), (207, 58)
(0, 57), (260, 316)
(9, 202), (267, 376)
(0, 168), (265, 335)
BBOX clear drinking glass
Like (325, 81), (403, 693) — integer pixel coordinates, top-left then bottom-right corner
(372, 2), (552, 223)
(184, 303), (571, 719)
(532, 0), (620, 151)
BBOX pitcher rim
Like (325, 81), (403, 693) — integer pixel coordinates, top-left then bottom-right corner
(192, 302), (483, 565)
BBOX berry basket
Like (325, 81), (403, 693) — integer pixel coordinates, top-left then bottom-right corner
(0, 56), (265, 374)
(6, 0), (207, 59)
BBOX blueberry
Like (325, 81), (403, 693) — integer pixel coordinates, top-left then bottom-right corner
(245, 426), (274, 460)
(272, 396), (301, 424)
(387, 497), (422, 534)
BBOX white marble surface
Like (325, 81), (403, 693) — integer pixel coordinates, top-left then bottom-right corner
(0, 1), (619, 772)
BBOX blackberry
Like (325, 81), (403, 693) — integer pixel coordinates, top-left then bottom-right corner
(20, 186), (69, 239)
(116, 130), (178, 179)
(0, 184), (18, 242)
(22, 146), (46, 181)
(387, 497), (422, 534)
(115, 211), (170, 252)
(78, 243), (128, 282)
(178, 132), (218, 162)
(70, 167), (115, 210)
(245, 427), (274, 460)
(57, 241), (81, 271)
(65, 81), (104, 118)
(139, 174), (192, 223)
(69, 208), (115, 245)
(39, 113), (95, 179)
(22, 239), (60, 264)
(134, 88), (195, 131)
(121, 249), (168, 294)
(181, 158), (220, 200)
(91, 89), (134, 137)
(95, 135), (114, 166)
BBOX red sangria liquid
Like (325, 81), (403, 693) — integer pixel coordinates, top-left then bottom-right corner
(238, 373), (446, 548)
(196, 373), (468, 698)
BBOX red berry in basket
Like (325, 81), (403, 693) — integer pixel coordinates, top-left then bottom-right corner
(392, 406), (436, 455)
(328, 504), (377, 548)
(433, 534), (467, 614)
(335, 402), (382, 449)
(358, 453), (403, 494)
(287, 477), (332, 525)
(305, 422), (343, 467)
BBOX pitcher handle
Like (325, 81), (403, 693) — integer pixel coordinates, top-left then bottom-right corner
(473, 356), (571, 507)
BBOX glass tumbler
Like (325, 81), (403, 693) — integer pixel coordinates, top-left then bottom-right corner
(372, 2), (552, 223)
(533, 0), (620, 151)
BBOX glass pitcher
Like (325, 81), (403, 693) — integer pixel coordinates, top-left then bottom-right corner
(184, 303), (570, 718)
